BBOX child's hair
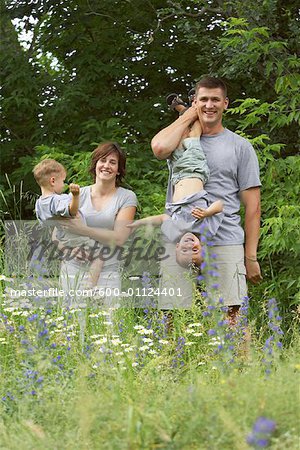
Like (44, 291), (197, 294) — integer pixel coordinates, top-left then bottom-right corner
(33, 159), (66, 187)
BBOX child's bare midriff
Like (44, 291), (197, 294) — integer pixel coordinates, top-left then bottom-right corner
(173, 178), (204, 202)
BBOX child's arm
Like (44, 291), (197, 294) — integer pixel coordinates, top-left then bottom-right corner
(191, 200), (223, 219)
(127, 214), (169, 229)
(69, 183), (80, 217)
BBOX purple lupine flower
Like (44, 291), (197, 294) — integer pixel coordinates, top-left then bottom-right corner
(171, 336), (185, 368)
(28, 314), (38, 322)
(263, 298), (283, 376)
(247, 416), (276, 448)
(200, 261), (207, 270)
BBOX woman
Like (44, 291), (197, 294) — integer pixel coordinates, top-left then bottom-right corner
(59, 142), (137, 298)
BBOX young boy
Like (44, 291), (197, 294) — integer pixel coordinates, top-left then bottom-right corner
(129, 119), (224, 267)
(33, 159), (103, 287)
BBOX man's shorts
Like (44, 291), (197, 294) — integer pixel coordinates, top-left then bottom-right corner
(207, 245), (247, 306)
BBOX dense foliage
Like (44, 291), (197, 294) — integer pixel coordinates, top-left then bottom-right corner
(1, 1), (299, 314)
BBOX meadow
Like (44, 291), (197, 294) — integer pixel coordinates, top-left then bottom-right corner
(0, 262), (299, 450)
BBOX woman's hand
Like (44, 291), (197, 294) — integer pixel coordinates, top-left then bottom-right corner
(60, 216), (87, 236)
(126, 219), (148, 229)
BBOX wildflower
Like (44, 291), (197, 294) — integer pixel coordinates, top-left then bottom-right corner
(247, 416), (276, 448)
(263, 298), (284, 376)
(142, 328), (154, 335)
(124, 347), (134, 353)
(148, 349), (157, 355)
(140, 345), (149, 352)
(0, 275), (13, 282)
(111, 338), (122, 346)
(142, 337), (153, 343)
(171, 336), (185, 368)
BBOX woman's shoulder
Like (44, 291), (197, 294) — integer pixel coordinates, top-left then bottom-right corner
(116, 186), (137, 206)
(79, 185), (91, 197)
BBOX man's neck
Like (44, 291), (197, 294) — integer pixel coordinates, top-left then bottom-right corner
(202, 123), (225, 136)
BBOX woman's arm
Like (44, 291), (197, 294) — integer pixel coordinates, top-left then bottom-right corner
(127, 214), (169, 229)
(62, 206), (136, 247)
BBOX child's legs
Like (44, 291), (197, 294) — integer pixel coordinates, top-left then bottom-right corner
(88, 258), (104, 287)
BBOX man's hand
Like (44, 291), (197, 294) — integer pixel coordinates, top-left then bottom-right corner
(245, 259), (263, 284)
(69, 183), (80, 196)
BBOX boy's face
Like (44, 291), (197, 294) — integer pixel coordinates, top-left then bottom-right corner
(176, 233), (203, 267)
(51, 171), (66, 194)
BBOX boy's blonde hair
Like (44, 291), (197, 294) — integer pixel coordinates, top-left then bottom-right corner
(33, 159), (66, 187)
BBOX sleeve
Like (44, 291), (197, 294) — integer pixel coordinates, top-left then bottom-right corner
(237, 140), (261, 191)
(120, 189), (138, 209)
(49, 195), (71, 217)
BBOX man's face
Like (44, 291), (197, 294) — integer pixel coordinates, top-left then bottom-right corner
(176, 232), (203, 268)
(195, 87), (229, 130)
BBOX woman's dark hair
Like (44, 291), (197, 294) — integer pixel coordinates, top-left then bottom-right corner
(89, 142), (126, 186)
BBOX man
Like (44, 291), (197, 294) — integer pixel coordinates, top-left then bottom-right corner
(151, 76), (262, 321)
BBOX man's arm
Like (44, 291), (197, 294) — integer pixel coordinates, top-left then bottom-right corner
(151, 106), (198, 160)
(241, 187), (263, 284)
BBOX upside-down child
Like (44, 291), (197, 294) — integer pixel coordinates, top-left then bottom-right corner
(129, 120), (224, 267)
(33, 159), (103, 287)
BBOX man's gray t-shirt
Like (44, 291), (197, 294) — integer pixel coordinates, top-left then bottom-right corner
(166, 128), (261, 245)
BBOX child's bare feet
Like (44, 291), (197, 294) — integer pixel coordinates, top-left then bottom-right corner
(188, 119), (202, 137)
(174, 103), (187, 114)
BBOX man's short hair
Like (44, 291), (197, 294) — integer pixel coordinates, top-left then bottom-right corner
(195, 76), (228, 98)
(33, 159), (66, 187)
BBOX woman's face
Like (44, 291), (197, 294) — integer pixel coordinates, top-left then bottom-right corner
(95, 151), (119, 182)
